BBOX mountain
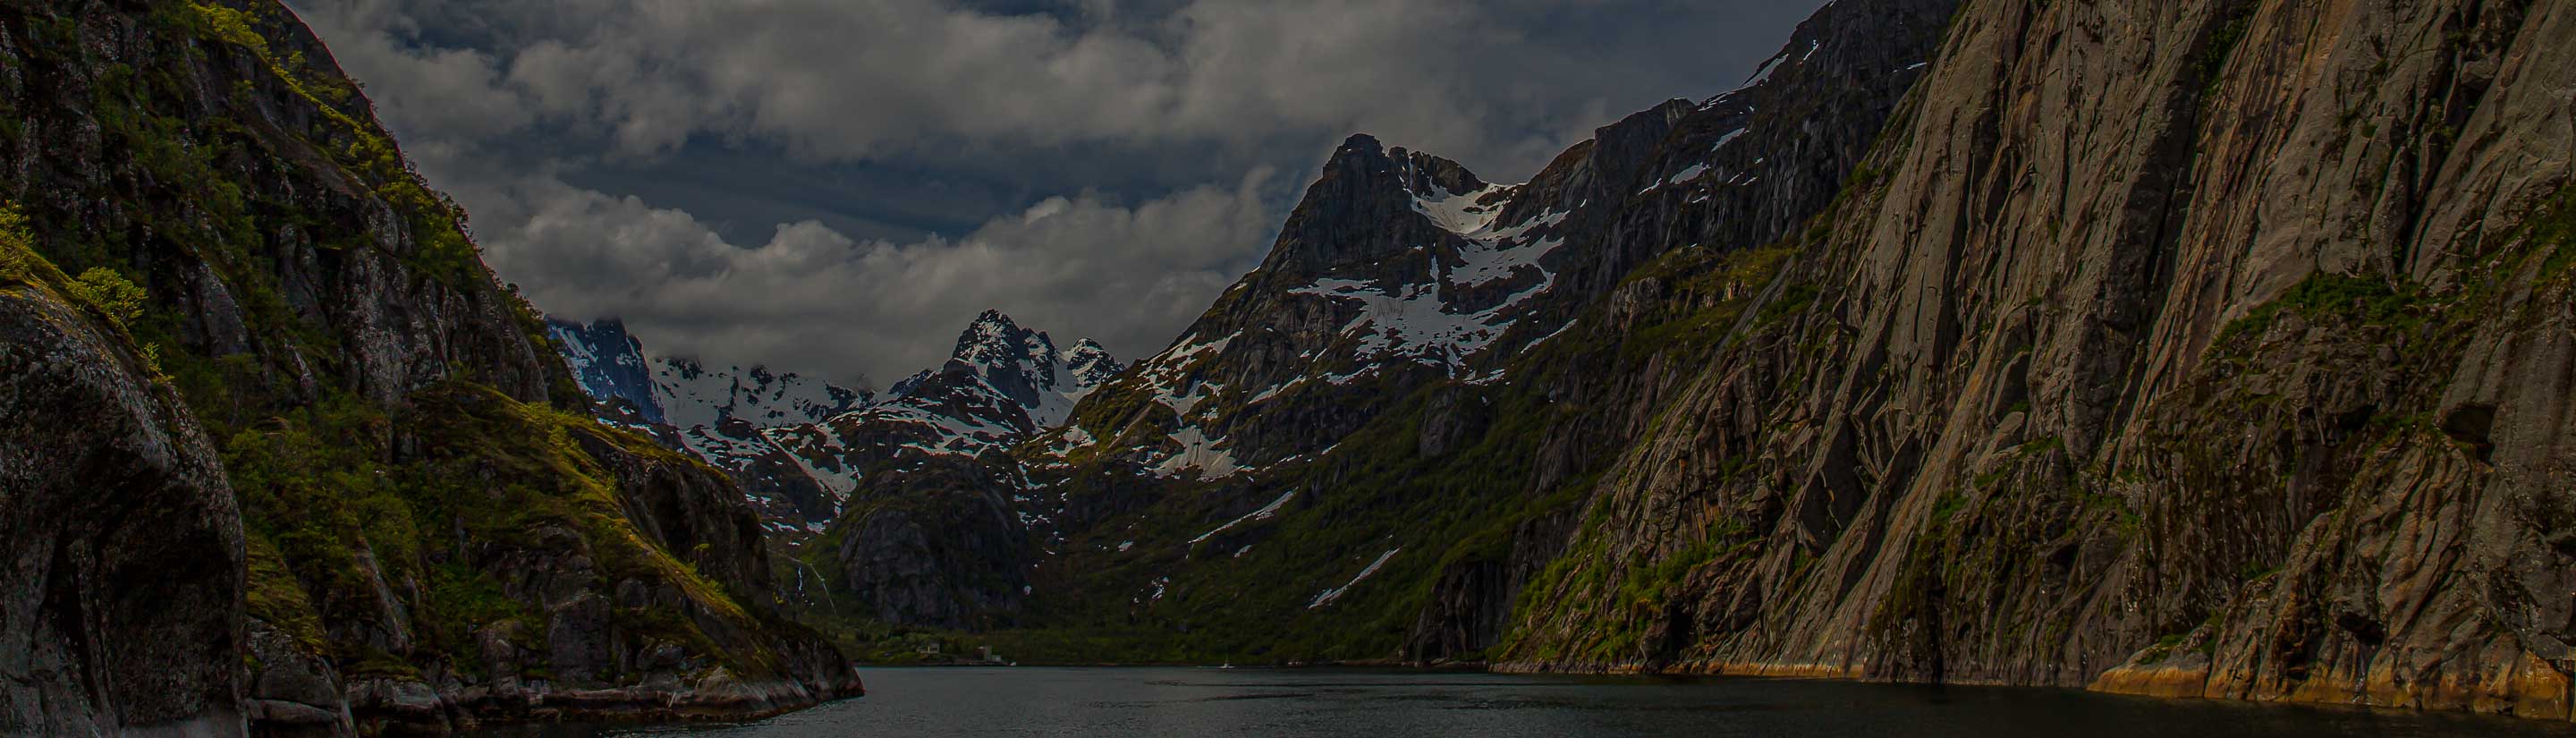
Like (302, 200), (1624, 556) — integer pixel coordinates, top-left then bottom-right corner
(655, 356), (868, 432)
(1019, 0), (1958, 488)
(547, 317), (869, 525)
(0, 2), (858, 734)
(545, 311), (1114, 549)
(813, 0), (2576, 722)
(798, 0), (1958, 648)
(774, 310), (1119, 473)
(775, 311), (1119, 628)
(905, 310), (1123, 428)
(11, 0), (2572, 728)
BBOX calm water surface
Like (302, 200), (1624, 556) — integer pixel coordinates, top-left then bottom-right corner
(487, 667), (2570, 737)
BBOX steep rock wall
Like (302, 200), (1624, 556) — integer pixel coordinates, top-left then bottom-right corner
(1503, 0), (2576, 720)
(0, 219), (247, 738)
(0, 1), (861, 734)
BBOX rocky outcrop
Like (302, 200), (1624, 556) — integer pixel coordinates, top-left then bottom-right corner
(1497, 0), (2576, 721)
(0, 243), (247, 736)
(219, 381), (869, 735)
(826, 455), (1034, 630)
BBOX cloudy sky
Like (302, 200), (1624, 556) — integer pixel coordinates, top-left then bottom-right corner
(284, 0), (1827, 389)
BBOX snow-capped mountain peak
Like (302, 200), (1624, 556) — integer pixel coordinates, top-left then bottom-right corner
(893, 310), (1120, 428)
(939, 310), (1061, 408)
(547, 316), (872, 526)
(756, 312), (1125, 513)
(1065, 338), (1123, 390)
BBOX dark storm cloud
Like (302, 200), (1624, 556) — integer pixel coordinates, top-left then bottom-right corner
(284, 0), (1826, 388)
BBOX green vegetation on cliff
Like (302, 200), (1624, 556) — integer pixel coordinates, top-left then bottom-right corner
(2, 1), (852, 728)
(852, 240), (1809, 667)
(225, 382), (783, 679)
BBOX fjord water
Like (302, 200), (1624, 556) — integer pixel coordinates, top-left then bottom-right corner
(487, 668), (2559, 737)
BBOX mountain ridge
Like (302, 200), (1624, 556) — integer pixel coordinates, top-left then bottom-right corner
(801, 0), (2576, 722)
(547, 310), (1123, 542)
(802, 0), (1962, 667)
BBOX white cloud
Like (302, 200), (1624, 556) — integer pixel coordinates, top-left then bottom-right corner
(283, 0), (1820, 384)
(293, 0), (1801, 177)
(481, 167), (1279, 387)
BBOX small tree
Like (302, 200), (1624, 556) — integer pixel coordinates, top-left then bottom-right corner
(69, 267), (148, 327)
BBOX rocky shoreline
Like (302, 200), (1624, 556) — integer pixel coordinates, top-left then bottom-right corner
(255, 666), (864, 736)
(240, 622), (864, 736)
(1485, 658), (2572, 721)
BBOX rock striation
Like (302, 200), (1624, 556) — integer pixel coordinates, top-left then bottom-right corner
(1495, 0), (2576, 722)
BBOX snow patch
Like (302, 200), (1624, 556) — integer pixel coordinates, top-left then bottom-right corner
(1308, 548), (1402, 609)
(1190, 489), (1297, 544)
(1411, 183), (1513, 236)
(761, 427), (859, 500)
(1153, 426), (1243, 479)
(1741, 49), (1791, 89)
(1292, 260), (1553, 376)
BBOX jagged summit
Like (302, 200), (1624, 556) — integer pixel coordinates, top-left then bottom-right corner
(953, 309), (1047, 361)
(927, 309), (1062, 410)
(762, 311), (1123, 503)
(894, 310), (1123, 427)
(1320, 133), (1492, 201)
(1065, 338), (1123, 388)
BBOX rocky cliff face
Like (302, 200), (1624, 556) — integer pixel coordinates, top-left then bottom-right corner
(1, 212), (246, 738)
(1496, 0), (2576, 721)
(0, 1), (858, 734)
